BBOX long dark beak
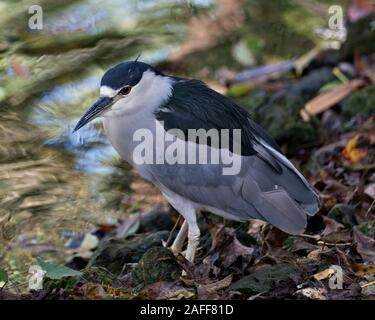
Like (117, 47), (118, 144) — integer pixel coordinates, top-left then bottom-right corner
(73, 96), (113, 132)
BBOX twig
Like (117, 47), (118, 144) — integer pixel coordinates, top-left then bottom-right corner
(317, 241), (353, 247)
(366, 199), (375, 217)
(163, 215), (182, 247)
(297, 233), (321, 241)
(361, 280), (375, 289)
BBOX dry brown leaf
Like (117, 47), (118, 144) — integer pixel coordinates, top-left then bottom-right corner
(364, 183), (375, 200)
(321, 216), (352, 243)
(220, 235), (254, 269)
(140, 281), (195, 300)
(313, 267), (337, 281)
(301, 79), (365, 120)
(350, 263), (375, 276)
(354, 230), (375, 263)
(79, 283), (106, 299)
(307, 248), (332, 260)
(296, 287), (327, 300)
(201, 274), (233, 293)
(342, 134), (368, 163)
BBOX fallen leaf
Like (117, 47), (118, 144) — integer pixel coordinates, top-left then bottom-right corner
(313, 267), (337, 281)
(286, 238), (319, 254)
(354, 229), (375, 263)
(0, 268), (8, 288)
(321, 216), (352, 243)
(350, 263), (375, 276)
(196, 274), (233, 299)
(364, 183), (375, 199)
(201, 274), (233, 294)
(295, 287), (327, 300)
(79, 283), (106, 299)
(36, 259), (82, 280)
(328, 283), (362, 300)
(211, 225), (254, 269)
(342, 134), (368, 163)
(223, 237), (254, 267)
(307, 248), (334, 261)
(301, 79), (365, 120)
(140, 281), (195, 300)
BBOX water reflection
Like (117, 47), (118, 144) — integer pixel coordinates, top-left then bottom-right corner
(0, 0), (203, 289)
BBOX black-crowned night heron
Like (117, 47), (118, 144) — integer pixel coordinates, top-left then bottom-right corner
(74, 60), (319, 264)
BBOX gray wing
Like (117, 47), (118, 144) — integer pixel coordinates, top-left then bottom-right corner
(151, 80), (319, 234)
(148, 144), (318, 234)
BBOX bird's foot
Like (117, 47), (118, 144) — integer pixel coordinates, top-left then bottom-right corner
(169, 220), (188, 256)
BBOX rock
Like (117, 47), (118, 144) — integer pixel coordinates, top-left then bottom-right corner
(327, 204), (357, 228)
(229, 263), (302, 294)
(132, 247), (181, 290)
(88, 231), (169, 275)
(138, 209), (175, 233)
(81, 267), (117, 286)
(238, 90), (320, 155)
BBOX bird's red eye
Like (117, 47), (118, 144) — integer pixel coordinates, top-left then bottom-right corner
(119, 86), (131, 96)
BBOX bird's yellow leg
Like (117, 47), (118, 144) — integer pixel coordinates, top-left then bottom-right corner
(170, 220), (188, 255)
(185, 220), (200, 263)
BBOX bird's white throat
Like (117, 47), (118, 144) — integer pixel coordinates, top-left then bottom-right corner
(102, 69), (173, 117)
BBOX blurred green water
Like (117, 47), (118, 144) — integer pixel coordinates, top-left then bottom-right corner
(0, 0), (344, 291)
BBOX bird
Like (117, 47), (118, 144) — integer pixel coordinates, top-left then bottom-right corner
(74, 60), (320, 264)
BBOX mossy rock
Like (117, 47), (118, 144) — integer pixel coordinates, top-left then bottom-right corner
(341, 86), (375, 121)
(43, 277), (79, 291)
(81, 267), (117, 286)
(88, 231), (169, 275)
(229, 263), (302, 294)
(132, 247), (181, 291)
(327, 204), (357, 228)
(138, 209), (175, 233)
(238, 91), (319, 154)
(43, 266), (116, 291)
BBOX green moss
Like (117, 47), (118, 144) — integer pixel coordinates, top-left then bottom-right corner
(88, 231), (170, 275)
(237, 92), (319, 154)
(43, 276), (81, 291)
(341, 86), (375, 121)
(132, 247), (181, 291)
(81, 267), (117, 286)
(230, 263), (302, 294)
